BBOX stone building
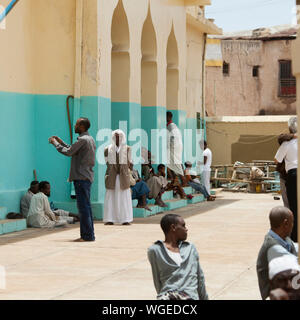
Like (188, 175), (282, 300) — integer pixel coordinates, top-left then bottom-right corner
(206, 25), (298, 116)
(0, 0), (221, 218)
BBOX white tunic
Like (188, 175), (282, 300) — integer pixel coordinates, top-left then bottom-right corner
(27, 193), (68, 228)
(103, 130), (133, 224)
(167, 122), (184, 176)
(103, 175), (133, 224)
(275, 138), (298, 173)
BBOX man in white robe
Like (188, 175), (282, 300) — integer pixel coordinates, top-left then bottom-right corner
(27, 181), (76, 228)
(103, 130), (133, 226)
(166, 111), (184, 177)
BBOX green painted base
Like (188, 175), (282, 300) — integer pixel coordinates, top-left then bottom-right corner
(0, 219), (27, 235)
(188, 194), (205, 204)
(164, 199), (188, 211)
(183, 187), (193, 194)
(0, 207), (7, 220)
(162, 191), (174, 201)
(54, 201), (104, 220)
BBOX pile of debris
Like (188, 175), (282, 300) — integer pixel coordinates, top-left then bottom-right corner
(211, 161), (280, 193)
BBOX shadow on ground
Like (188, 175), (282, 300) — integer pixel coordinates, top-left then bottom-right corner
(0, 196), (239, 245)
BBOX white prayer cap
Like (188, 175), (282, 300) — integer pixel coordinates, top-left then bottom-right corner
(189, 170), (197, 176)
(269, 255), (300, 280)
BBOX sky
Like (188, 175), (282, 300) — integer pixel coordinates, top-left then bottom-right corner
(205, 0), (298, 32)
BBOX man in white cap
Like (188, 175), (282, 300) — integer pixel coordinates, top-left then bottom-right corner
(269, 255), (300, 300)
(256, 206), (298, 299)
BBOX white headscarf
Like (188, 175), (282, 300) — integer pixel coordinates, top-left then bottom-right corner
(269, 255), (300, 280)
(106, 130), (130, 165)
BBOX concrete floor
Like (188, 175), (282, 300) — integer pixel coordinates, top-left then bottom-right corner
(0, 191), (279, 300)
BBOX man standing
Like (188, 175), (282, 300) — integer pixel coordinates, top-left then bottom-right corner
(20, 181), (40, 218)
(256, 206), (298, 300)
(49, 117), (96, 242)
(275, 117), (298, 242)
(148, 214), (208, 300)
(166, 112), (184, 179)
(103, 130), (133, 226)
(202, 141), (212, 195)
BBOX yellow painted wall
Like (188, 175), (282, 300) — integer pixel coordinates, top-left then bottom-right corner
(0, 0), (34, 93)
(206, 116), (294, 165)
(186, 24), (204, 118)
(0, 0), (76, 95)
(291, 0), (300, 262)
(1, 0), (214, 110)
(98, 0), (187, 109)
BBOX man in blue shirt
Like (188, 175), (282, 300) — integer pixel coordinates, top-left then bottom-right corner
(148, 214), (208, 300)
(257, 206), (298, 299)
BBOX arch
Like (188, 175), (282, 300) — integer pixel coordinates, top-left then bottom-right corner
(141, 8), (157, 107)
(111, 0), (130, 103)
(166, 25), (179, 110)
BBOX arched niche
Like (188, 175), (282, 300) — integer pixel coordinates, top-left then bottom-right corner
(166, 25), (179, 110)
(141, 8), (158, 107)
(111, 0), (130, 103)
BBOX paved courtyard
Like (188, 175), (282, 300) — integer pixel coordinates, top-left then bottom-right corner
(0, 191), (278, 300)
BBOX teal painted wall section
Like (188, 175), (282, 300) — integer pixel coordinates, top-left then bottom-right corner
(0, 92), (113, 213)
(80, 96), (100, 203)
(1, 90), (206, 215)
(169, 109), (187, 133)
(141, 106), (166, 165)
(81, 96), (111, 202)
(0, 92), (35, 212)
(34, 95), (74, 204)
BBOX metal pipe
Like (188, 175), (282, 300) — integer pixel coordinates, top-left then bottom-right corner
(0, 0), (19, 23)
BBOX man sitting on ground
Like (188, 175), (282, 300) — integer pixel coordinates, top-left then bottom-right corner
(27, 181), (79, 228)
(20, 181), (40, 218)
(148, 214), (208, 300)
(256, 206), (298, 300)
(184, 162), (215, 201)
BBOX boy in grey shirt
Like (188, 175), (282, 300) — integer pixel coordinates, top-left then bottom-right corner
(148, 214), (208, 300)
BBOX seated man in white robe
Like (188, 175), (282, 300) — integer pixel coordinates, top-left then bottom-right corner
(27, 181), (78, 228)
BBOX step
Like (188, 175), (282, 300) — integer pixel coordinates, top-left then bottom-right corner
(0, 219), (27, 235)
(183, 187), (193, 194)
(187, 194), (205, 204)
(133, 204), (165, 218)
(164, 199), (188, 211)
(162, 191), (174, 201)
(0, 207), (7, 220)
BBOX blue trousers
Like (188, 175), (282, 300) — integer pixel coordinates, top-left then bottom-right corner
(188, 181), (210, 199)
(74, 180), (95, 241)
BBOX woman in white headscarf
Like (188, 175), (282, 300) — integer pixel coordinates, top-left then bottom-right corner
(103, 130), (133, 225)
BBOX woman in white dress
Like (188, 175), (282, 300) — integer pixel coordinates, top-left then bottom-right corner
(103, 130), (133, 226)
